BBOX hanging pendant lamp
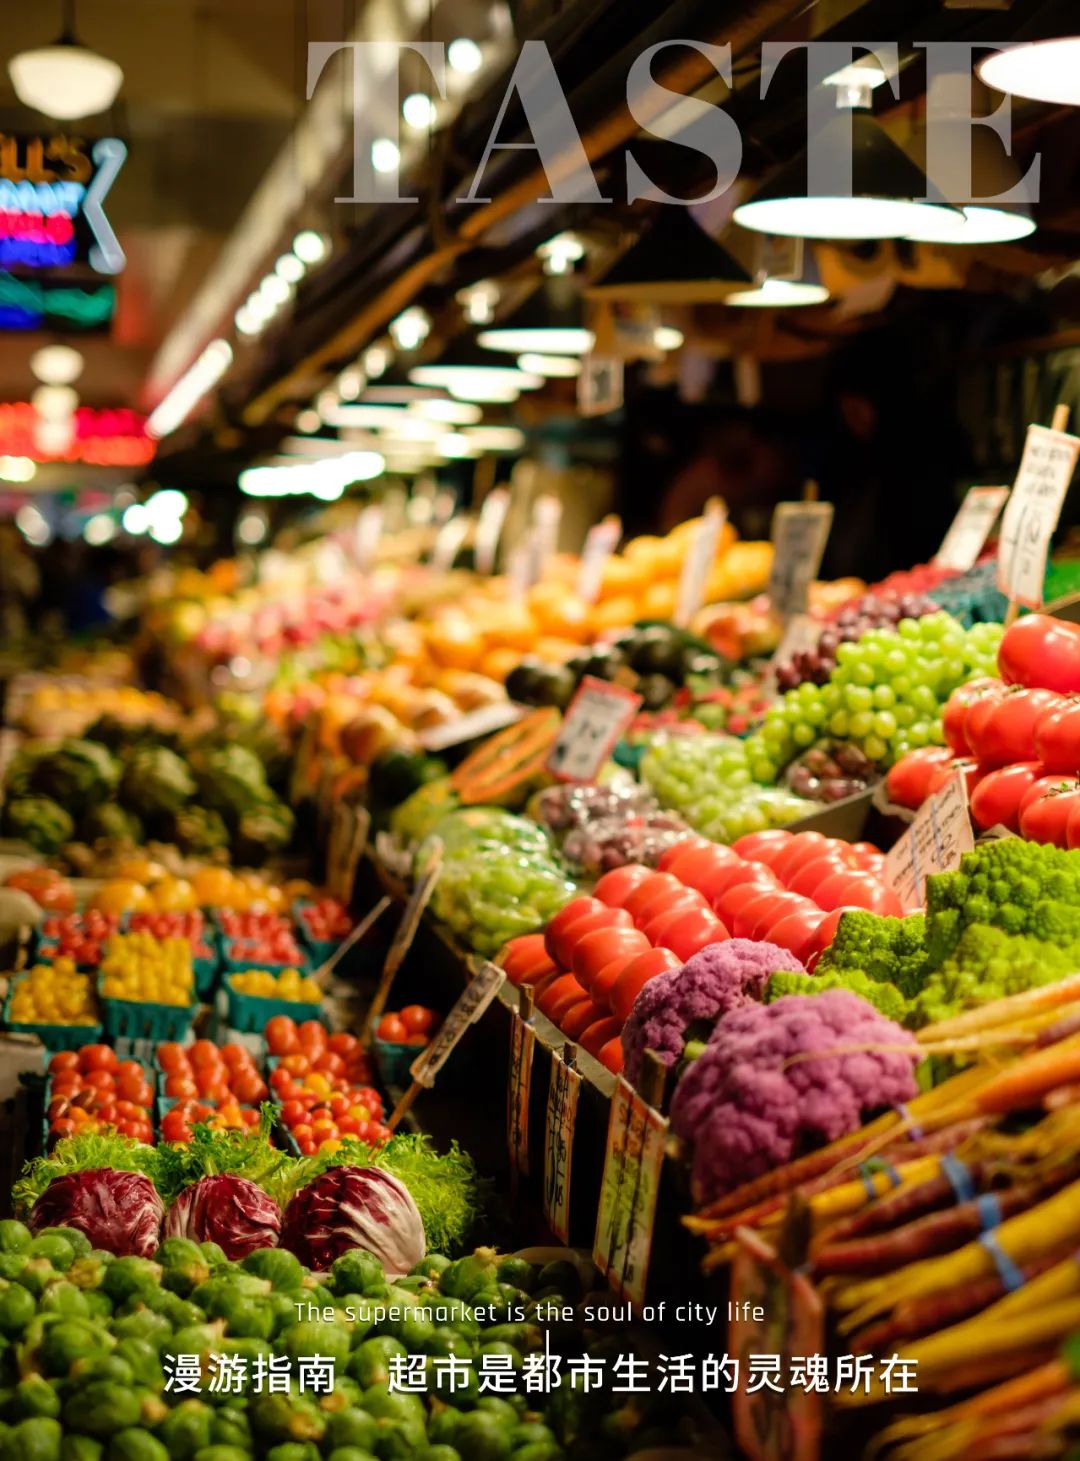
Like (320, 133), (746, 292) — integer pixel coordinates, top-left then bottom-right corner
(586, 209), (751, 303)
(8, 0), (123, 120)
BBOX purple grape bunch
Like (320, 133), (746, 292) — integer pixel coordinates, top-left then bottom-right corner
(774, 593), (942, 691)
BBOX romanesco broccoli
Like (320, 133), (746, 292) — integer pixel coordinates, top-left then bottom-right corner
(765, 968), (909, 1024)
(911, 923), (1079, 1027)
(926, 839), (1080, 963)
(814, 910), (929, 998)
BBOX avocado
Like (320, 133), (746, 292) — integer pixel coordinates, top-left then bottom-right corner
(626, 626), (683, 678)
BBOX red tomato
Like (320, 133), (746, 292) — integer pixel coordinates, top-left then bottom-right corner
(50, 1118), (77, 1140)
(498, 934), (553, 984)
(970, 761), (1045, 832)
(699, 860), (779, 908)
(657, 906), (729, 962)
(279, 1099), (307, 1126)
(813, 870), (902, 917)
(609, 947), (681, 1023)
(942, 677), (1004, 755)
(79, 1045), (117, 1074)
(156, 1042), (189, 1073)
(376, 1014), (408, 1043)
(579, 1017), (623, 1057)
(769, 832), (832, 884)
(655, 842), (739, 891)
(536, 973), (588, 1024)
(597, 1037), (624, 1075)
(768, 908), (828, 963)
(713, 875), (784, 927)
(400, 1005), (437, 1035)
(188, 1039), (220, 1068)
(1066, 800), (1080, 851)
(219, 1043), (251, 1068)
(328, 1032), (360, 1059)
(655, 837), (709, 872)
(785, 853), (856, 901)
(748, 893), (818, 943)
(730, 830), (796, 865)
(637, 891), (709, 943)
(1019, 774), (1079, 818)
(84, 1070), (115, 1092)
(1034, 700), (1080, 774)
(298, 1020), (328, 1052)
(1020, 782), (1080, 847)
(1000, 614), (1080, 693)
(618, 872), (687, 919)
(560, 998), (604, 1040)
(264, 1016), (300, 1055)
(966, 688), (1060, 767)
(884, 746), (956, 811)
(571, 926), (650, 993)
(231, 1072), (268, 1104)
(120, 1075), (153, 1107)
(591, 864), (657, 907)
(545, 897), (628, 968)
(48, 1051), (79, 1074)
(728, 889), (789, 941)
(160, 1110), (192, 1143)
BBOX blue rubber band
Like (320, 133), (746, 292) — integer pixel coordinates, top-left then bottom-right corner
(858, 1157), (902, 1200)
(979, 1230), (1024, 1292)
(941, 1153), (975, 1204)
(896, 1103), (924, 1140)
(976, 1193), (1002, 1231)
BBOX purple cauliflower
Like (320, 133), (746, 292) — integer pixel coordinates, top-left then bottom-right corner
(621, 938), (805, 1086)
(670, 990), (920, 1205)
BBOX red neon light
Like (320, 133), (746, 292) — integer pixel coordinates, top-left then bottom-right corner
(0, 402), (155, 467)
(0, 211), (74, 245)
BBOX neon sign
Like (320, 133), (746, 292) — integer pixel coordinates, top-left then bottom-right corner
(0, 271), (115, 331)
(0, 403), (153, 467)
(0, 134), (126, 275)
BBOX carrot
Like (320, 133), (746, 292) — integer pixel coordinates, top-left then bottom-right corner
(917, 975), (1080, 1042)
(976, 1032), (1080, 1114)
(863, 1294), (1080, 1378)
(813, 1156), (986, 1251)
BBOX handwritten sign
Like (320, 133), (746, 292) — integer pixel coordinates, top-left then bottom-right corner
(730, 1227), (825, 1461)
(474, 487), (510, 575)
(768, 502), (834, 620)
(409, 961), (506, 1087)
(418, 701), (524, 754)
(576, 516), (622, 603)
(543, 1048), (581, 1243)
(885, 768), (974, 911)
(430, 514), (470, 573)
(675, 499), (727, 627)
(997, 423), (1080, 608)
(593, 1077), (668, 1305)
(507, 1009), (536, 1175)
(547, 676), (642, 783)
(935, 486), (1009, 572)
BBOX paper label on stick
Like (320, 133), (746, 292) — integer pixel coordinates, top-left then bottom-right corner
(592, 1076), (667, 1305)
(547, 676), (642, 783)
(675, 500), (727, 627)
(474, 488), (510, 575)
(430, 514), (470, 573)
(543, 1050), (581, 1244)
(730, 1228), (825, 1461)
(418, 701), (524, 754)
(934, 486), (1009, 572)
(997, 423), (1080, 607)
(768, 502), (834, 620)
(506, 1010), (536, 1175)
(409, 961), (506, 1087)
(885, 768), (974, 911)
(576, 516), (621, 603)
(383, 856), (442, 974)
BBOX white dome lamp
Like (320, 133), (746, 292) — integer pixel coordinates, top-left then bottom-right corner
(8, 0), (123, 121)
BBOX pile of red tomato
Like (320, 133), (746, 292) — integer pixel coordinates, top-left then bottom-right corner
(46, 1045), (154, 1144)
(157, 1039), (267, 1143)
(887, 614), (1080, 846)
(296, 898), (353, 943)
(39, 912), (122, 968)
(219, 911), (306, 967)
(264, 1016), (388, 1154)
(498, 829), (898, 1072)
(374, 1006), (439, 1047)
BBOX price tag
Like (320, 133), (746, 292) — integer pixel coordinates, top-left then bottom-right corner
(506, 537), (539, 598)
(934, 486), (1009, 572)
(532, 495), (563, 577)
(430, 515), (470, 573)
(409, 961), (506, 1088)
(997, 422), (1080, 607)
(730, 1227), (825, 1461)
(354, 505), (384, 570)
(592, 1076), (668, 1305)
(507, 1009), (536, 1175)
(675, 499), (727, 627)
(543, 1047), (581, 1244)
(576, 516), (622, 603)
(768, 502), (834, 620)
(578, 355), (624, 417)
(418, 701), (524, 754)
(547, 676), (643, 783)
(475, 488), (510, 575)
(885, 768), (974, 911)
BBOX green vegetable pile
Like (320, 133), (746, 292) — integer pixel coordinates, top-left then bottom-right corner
(0, 1223), (699, 1461)
(765, 967), (908, 1023)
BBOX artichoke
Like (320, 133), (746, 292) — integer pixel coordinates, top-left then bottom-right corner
(171, 805), (230, 855)
(80, 804), (144, 845)
(193, 745), (271, 820)
(235, 800), (295, 863)
(120, 745), (196, 817)
(2, 796), (75, 854)
(28, 740), (120, 813)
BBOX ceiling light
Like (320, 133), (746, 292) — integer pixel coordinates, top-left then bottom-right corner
(479, 325), (594, 354)
(464, 425), (526, 451)
(402, 92), (436, 129)
(653, 326), (684, 350)
(978, 37), (1080, 107)
(292, 230), (329, 265)
(372, 138), (401, 174)
(296, 409), (321, 433)
(726, 277), (830, 307)
(83, 513), (116, 545)
(9, 4), (123, 122)
(409, 364), (543, 402)
(459, 281), (500, 325)
(16, 504), (50, 546)
(147, 488), (187, 517)
(245, 291), (273, 324)
(322, 403), (408, 429)
(448, 38), (483, 75)
(0, 456), (36, 483)
(389, 307), (431, 351)
(408, 398), (482, 425)
(32, 384), (77, 420)
(149, 515), (184, 545)
(733, 111), (961, 241)
(903, 204), (1036, 245)
(236, 508), (268, 546)
(259, 274), (291, 307)
(362, 385), (438, 403)
(234, 306), (261, 337)
(364, 345), (391, 379)
(122, 503), (149, 534)
(34, 418), (74, 455)
(437, 433), (482, 459)
(517, 352), (582, 378)
(146, 338), (232, 439)
(588, 211), (751, 302)
(30, 344), (83, 385)
(337, 366), (365, 400)
(275, 253), (305, 284)
(537, 233), (585, 276)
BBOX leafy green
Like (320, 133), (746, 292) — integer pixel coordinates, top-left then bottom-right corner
(13, 1132), (157, 1214)
(152, 1107), (292, 1205)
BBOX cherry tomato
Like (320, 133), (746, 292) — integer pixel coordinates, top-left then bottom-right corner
(400, 1005), (437, 1036)
(376, 1014), (408, 1043)
(327, 1032), (360, 1059)
(297, 1020), (328, 1053)
(84, 1070), (115, 1092)
(156, 1042), (189, 1073)
(970, 761), (1046, 832)
(48, 1051), (79, 1074)
(1000, 614), (1080, 693)
(313, 1051), (345, 1077)
(264, 1016), (300, 1056)
(79, 1045), (117, 1074)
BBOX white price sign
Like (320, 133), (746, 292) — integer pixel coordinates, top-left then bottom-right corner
(409, 962), (506, 1088)
(768, 501), (834, 619)
(474, 488), (510, 575)
(885, 768), (974, 912)
(543, 1049), (581, 1244)
(675, 499), (726, 627)
(576, 516), (622, 603)
(997, 422), (1080, 608)
(430, 515), (470, 573)
(934, 486), (1009, 573)
(546, 676), (642, 783)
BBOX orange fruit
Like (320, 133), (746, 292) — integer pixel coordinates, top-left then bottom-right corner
(190, 867), (236, 907)
(89, 879), (152, 915)
(426, 618), (483, 671)
(590, 595), (639, 634)
(150, 877), (198, 913)
(478, 646), (522, 683)
(598, 556), (649, 599)
(641, 581), (678, 620)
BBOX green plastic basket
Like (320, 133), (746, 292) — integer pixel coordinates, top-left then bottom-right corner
(3, 976), (103, 1051)
(98, 975), (199, 1043)
(374, 1039), (416, 1088)
(224, 975), (323, 1035)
